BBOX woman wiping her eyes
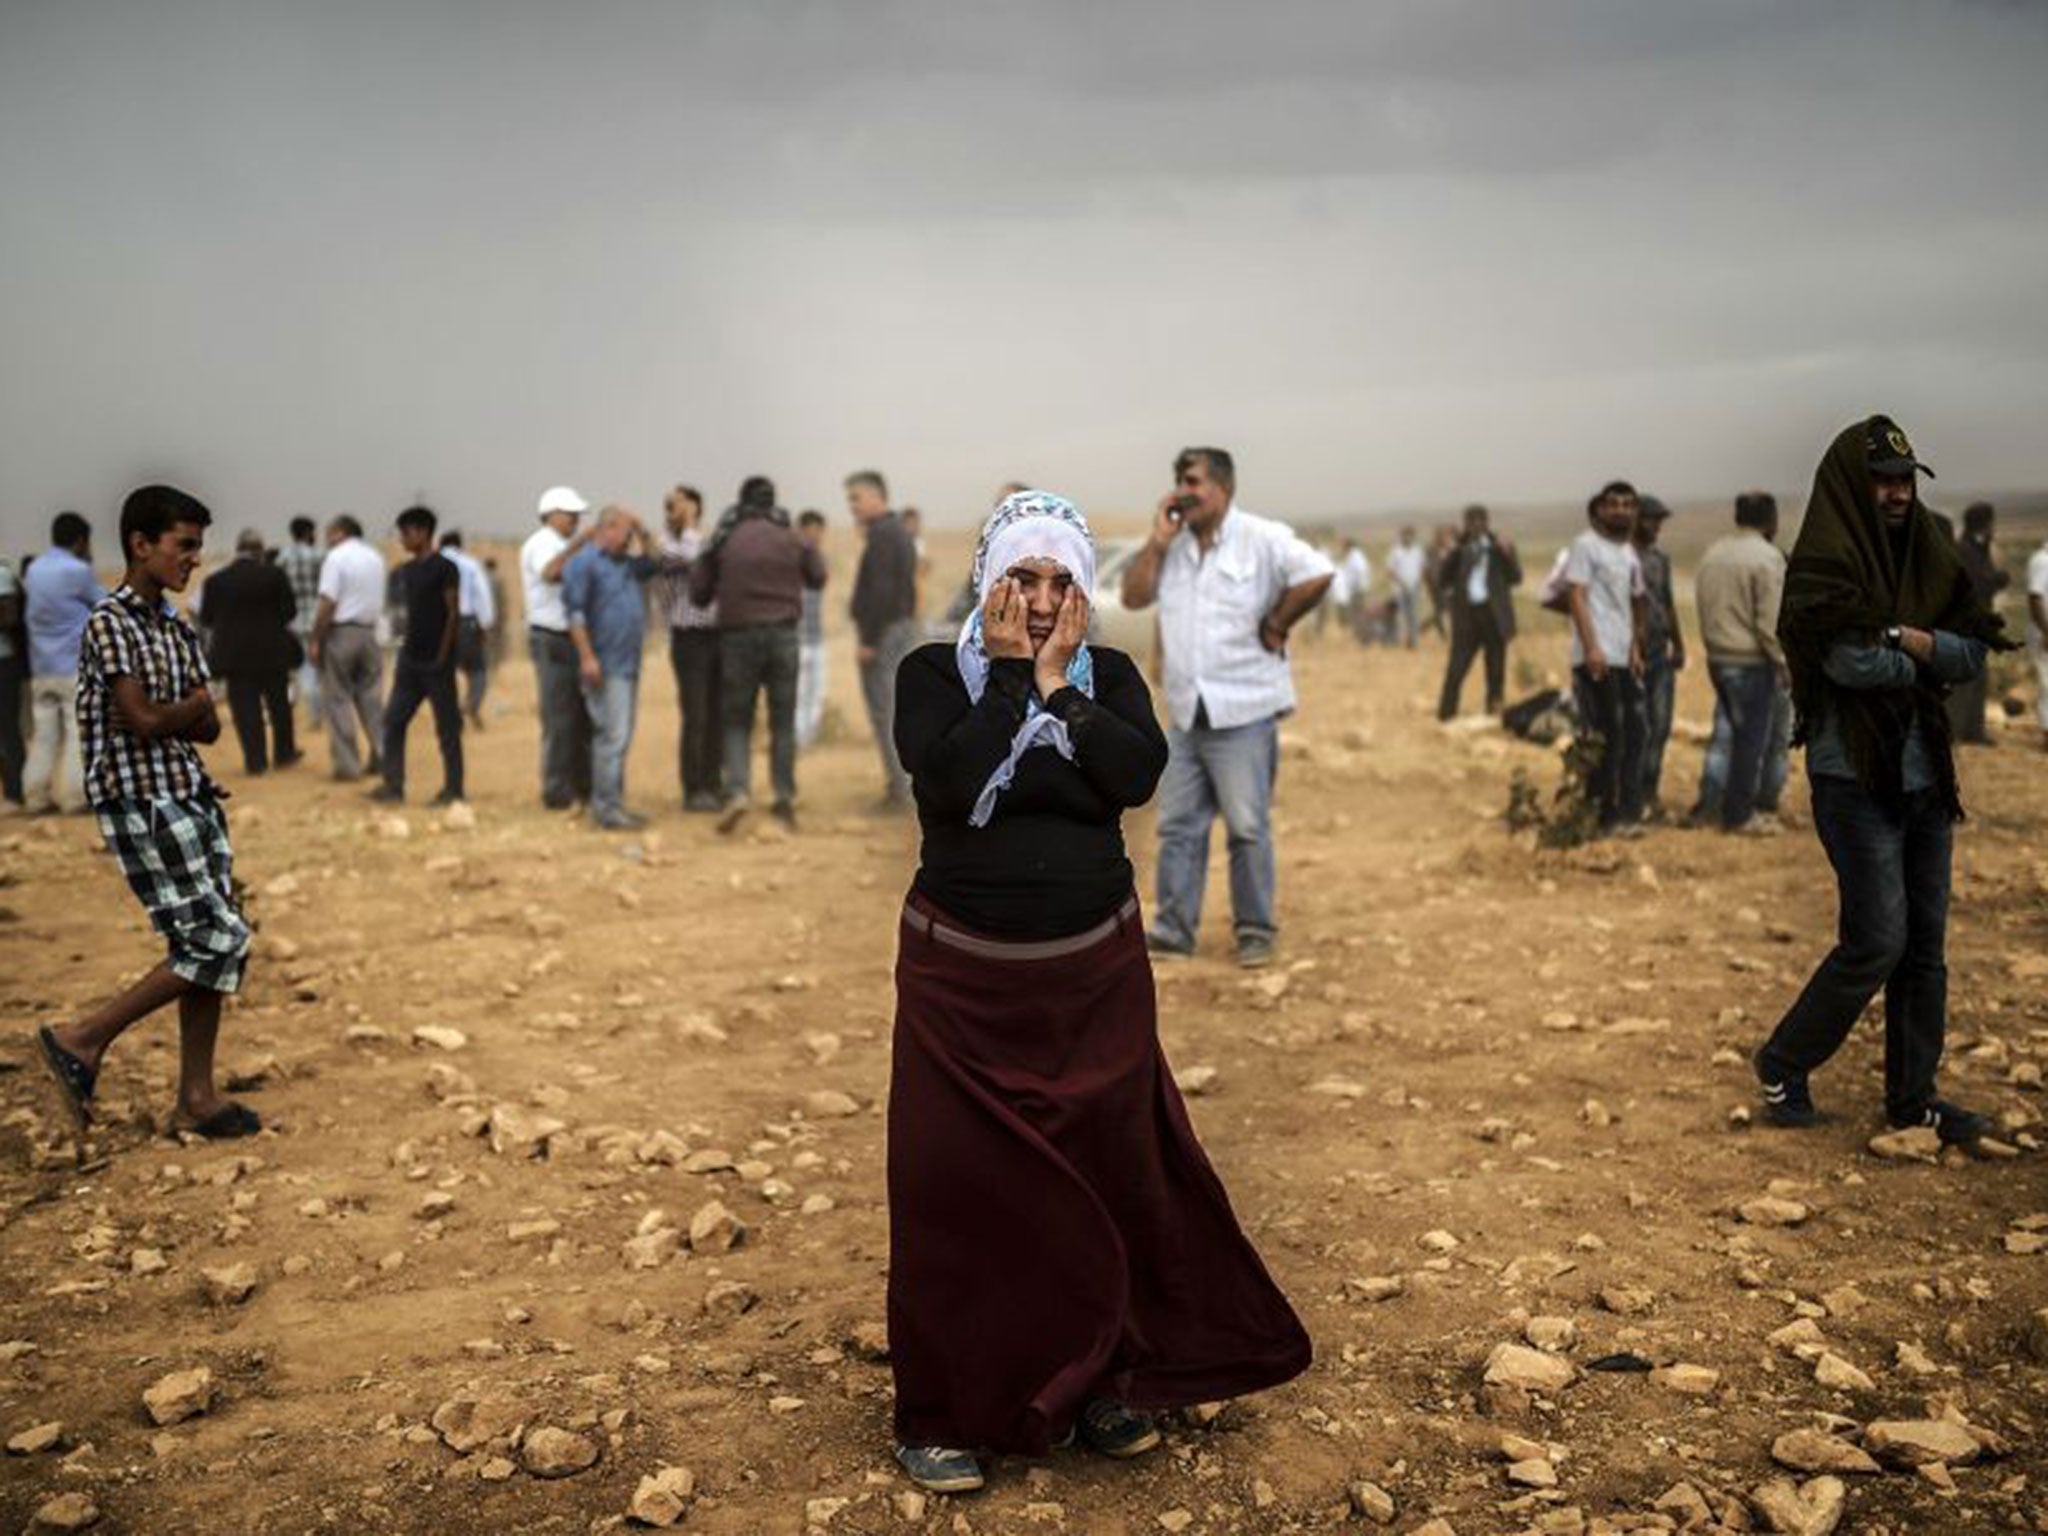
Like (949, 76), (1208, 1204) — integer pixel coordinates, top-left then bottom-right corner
(885, 490), (1311, 1494)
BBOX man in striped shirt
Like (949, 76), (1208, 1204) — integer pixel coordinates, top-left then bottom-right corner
(35, 484), (260, 1144)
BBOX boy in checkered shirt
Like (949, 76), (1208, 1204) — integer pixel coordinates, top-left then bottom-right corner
(36, 485), (261, 1142)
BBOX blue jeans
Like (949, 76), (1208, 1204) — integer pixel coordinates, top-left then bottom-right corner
(1151, 715), (1279, 948)
(1700, 661), (1789, 827)
(1759, 777), (1952, 1121)
(581, 670), (639, 821)
(1639, 656), (1676, 808)
(1393, 584), (1419, 648)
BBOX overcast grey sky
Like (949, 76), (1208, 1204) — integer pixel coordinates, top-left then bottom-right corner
(4, 0), (2046, 551)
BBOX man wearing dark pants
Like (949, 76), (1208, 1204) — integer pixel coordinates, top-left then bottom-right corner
(197, 528), (300, 774)
(1564, 483), (1648, 833)
(1694, 491), (1790, 833)
(1436, 504), (1521, 719)
(1632, 495), (1684, 815)
(692, 476), (825, 832)
(847, 469), (919, 811)
(1121, 447), (1332, 969)
(437, 530), (495, 729)
(1756, 416), (2012, 1147)
(1947, 501), (2007, 746)
(520, 485), (593, 809)
(659, 485), (723, 811)
(372, 505), (463, 805)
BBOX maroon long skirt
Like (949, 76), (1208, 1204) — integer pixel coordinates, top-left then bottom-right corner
(886, 891), (1312, 1454)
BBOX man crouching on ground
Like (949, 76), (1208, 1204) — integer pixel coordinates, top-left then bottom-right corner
(36, 484), (260, 1143)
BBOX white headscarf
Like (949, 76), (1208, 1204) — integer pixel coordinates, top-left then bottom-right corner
(954, 491), (1097, 828)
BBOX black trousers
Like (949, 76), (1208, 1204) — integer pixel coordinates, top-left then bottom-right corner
(0, 661), (23, 803)
(382, 655), (464, 798)
(1572, 665), (1647, 828)
(1438, 605), (1508, 719)
(670, 627), (722, 801)
(1759, 779), (1951, 1121)
(226, 666), (296, 774)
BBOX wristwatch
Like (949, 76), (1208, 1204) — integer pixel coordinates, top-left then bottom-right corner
(1882, 626), (1904, 651)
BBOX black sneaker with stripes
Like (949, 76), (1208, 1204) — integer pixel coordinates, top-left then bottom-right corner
(1754, 1048), (1822, 1128)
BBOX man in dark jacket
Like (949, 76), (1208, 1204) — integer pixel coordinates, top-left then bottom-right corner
(198, 529), (300, 774)
(847, 469), (919, 809)
(1436, 503), (1523, 720)
(691, 476), (826, 832)
(1947, 501), (2007, 745)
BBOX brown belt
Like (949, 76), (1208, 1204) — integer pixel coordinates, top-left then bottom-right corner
(902, 894), (1139, 962)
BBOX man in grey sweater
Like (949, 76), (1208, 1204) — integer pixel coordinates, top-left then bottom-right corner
(847, 469), (919, 811)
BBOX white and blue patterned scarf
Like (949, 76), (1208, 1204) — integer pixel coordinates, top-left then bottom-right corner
(955, 491), (1097, 828)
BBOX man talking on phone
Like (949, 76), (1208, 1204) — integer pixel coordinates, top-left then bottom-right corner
(1121, 447), (1332, 968)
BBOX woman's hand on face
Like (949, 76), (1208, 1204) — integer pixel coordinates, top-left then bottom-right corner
(1035, 587), (1089, 691)
(982, 578), (1034, 660)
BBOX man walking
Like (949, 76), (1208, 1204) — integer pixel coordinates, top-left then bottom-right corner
(278, 516), (324, 729)
(796, 510), (830, 749)
(1947, 502), (2007, 746)
(1756, 416), (2011, 1146)
(1387, 526), (1425, 649)
(1121, 447), (1332, 968)
(309, 514), (386, 781)
(23, 511), (105, 813)
(1693, 491), (1791, 833)
(691, 477), (825, 832)
(373, 506), (463, 805)
(1435, 505), (1522, 720)
(1565, 482), (1648, 835)
(2028, 527), (2048, 753)
(563, 505), (660, 830)
(1632, 495), (1685, 815)
(657, 485), (723, 811)
(520, 486), (594, 809)
(197, 529), (300, 775)
(847, 469), (919, 811)
(437, 530), (495, 730)
(36, 485), (261, 1144)
(0, 554), (26, 807)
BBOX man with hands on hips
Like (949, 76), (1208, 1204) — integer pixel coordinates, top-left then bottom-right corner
(1120, 446), (1332, 969)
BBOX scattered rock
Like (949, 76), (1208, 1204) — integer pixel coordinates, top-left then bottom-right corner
(507, 1218), (561, 1244)
(1506, 1457), (1558, 1487)
(1739, 1195), (1812, 1227)
(1483, 1342), (1575, 1393)
(431, 1394), (526, 1453)
(1867, 1126), (1941, 1162)
(1525, 1316), (1577, 1352)
(1749, 1475), (1846, 1536)
(1347, 1480), (1397, 1523)
(702, 1280), (757, 1316)
(1419, 1229), (1460, 1253)
(1893, 1341), (1938, 1377)
(803, 1089), (861, 1118)
(1650, 1362), (1719, 1395)
(1863, 1419), (1982, 1468)
(143, 1366), (214, 1426)
(1598, 1285), (1655, 1316)
(1175, 1064), (1219, 1096)
(1812, 1352), (1874, 1392)
(1771, 1429), (1880, 1475)
(129, 1247), (169, 1277)
(27, 1493), (100, 1532)
(521, 1425), (600, 1478)
(201, 1262), (259, 1306)
(687, 1200), (745, 1254)
(1346, 1276), (1405, 1303)
(628, 1464), (697, 1526)
(621, 1229), (681, 1270)
(411, 1025), (468, 1052)
(6, 1420), (63, 1454)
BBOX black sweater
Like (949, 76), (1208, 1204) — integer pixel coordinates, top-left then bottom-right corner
(894, 643), (1168, 938)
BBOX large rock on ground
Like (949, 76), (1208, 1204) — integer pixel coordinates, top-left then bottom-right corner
(143, 1366), (214, 1426)
(522, 1425), (600, 1478)
(1483, 1342), (1575, 1393)
(201, 1262), (259, 1306)
(1750, 1475), (1846, 1536)
(431, 1394), (526, 1453)
(687, 1200), (746, 1253)
(1863, 1419), (1981, 1468)
(1771, 1429), (1880, 1475)
(628, 1465), (697, 1527)
(28, 1494), (99, 1532)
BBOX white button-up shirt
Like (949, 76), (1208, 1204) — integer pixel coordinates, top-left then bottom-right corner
(444, 546), (496, 627)
(316, 537), (386, 626)
(520, 525), (572, 632)
(1154, 505), (1333, 732)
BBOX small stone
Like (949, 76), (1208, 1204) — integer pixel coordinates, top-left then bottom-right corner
(1916, 1460), (1957, 1491)
(1771, 1428), (1881, 1475)
(847, 1320), (890, 1362)
(1598, 1285), (1655, 1316)
(507, 1218), (561, 1243)
(1867, 1125), (1942, 1162)
(768, 1395), (805, 1414)
(1749, 1475), (1846, 1535)
(807, 1498), (851, 1526)
(1346, 1275), (1405, 1303)
(143, 1366), (214, 1426)
(7, 1420), (63, 1454)
(1347, 1480), (1397, 1523)
(628, 1464), (697, 1527)
(803, 1089), (861, 1118)
(1654, 1483), (1713, 1525)
(1484, 1342), (1575, 1393)
(411, 1024), (468, 1051)
(1768, 1317), (1829, 1355)
(1650, 1362), (1719, 1395)
(1863, 1418), (1981, 1468)
(521, 1424), (600, 1478)
(1812, 1352), (1874, 1392)
(1894, 1341), (1939, 1376)
(1175, 1065), (1219, 1096)
(416, 1191), (458, 1220)
(687, 1200), (745, 1254)
(1157, 1511), (1194, 1533)
(1507, 1457), (1558, 1488)
(1739, 1195), (1812, 1227)
(621, 1229), (681, 1270)
(702, 1280), (757, 1316)
(129, 1247), (169, 1277)
(1524, 1316), (1577, 1352)
(892, 1490), (928, 1521)
(478, 1455), (516, 1482)
(201, 1262), (259, 1305)
(431, 1394), (526, 1453)
(27, 1493), (100, 1532)
(681, 1149), (735, 1174)
(2003, 1230), (2048, 1255)
(1419, 1228), (1460, 1253)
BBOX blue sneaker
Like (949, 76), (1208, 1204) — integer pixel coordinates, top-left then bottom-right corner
(1077, 1399), (1162, 1459)
(894, 1444), (985, 1494)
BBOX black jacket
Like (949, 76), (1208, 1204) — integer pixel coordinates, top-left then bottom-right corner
(1445, 535), (1523, 639)
(199, 558), (297, 678)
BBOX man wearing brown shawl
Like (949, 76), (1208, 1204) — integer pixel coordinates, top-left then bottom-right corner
(1753, 417), (2012, 1145)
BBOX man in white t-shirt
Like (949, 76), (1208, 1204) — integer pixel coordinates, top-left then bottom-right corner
(520, 485), (594, 807)
(1387, 526), (1426, 648)
(309, 513), (388, 781)
(2028, 534), (2048, 750)
(1565, 481), (1648, 834)
(1120, 446), (1333, 968)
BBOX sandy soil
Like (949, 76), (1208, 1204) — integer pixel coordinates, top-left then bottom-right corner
(3, 585), (2046, 1536)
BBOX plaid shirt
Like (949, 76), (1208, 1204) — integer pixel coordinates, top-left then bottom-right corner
(658, 529), (719, 630)
(77, 584), (221, 807)
(278, 541), (324, 637)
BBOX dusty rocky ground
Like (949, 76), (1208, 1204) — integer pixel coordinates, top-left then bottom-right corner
(3, 580), (2046, 1536)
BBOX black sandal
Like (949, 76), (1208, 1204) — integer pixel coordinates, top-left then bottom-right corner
(173, 1102), (263, 1140)
(36, 1026), (96, 1132)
